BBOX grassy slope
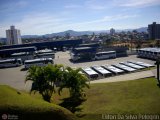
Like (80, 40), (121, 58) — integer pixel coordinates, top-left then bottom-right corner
(52, 77), (160, 120)
(1, 77), (160, 120)
(0, 85), (77, 120)
(80, 77), (160, 120)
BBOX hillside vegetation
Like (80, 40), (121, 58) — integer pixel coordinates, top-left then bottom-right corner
(0, 85), (77, 120)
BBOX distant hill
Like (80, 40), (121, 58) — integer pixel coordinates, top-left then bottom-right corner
(45, 30), (94, 38)
(116, 27), (147, 33)
(136, 27), (147, 32)
(21, 27), (148, 38)
(21, 35), (41, 38)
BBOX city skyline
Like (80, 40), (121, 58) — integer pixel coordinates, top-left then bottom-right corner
(0, 0), (160, 37)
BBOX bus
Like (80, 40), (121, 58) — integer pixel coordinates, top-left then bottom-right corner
(113, 64), (136, 72)
(36, 52), (55, 59)
(36, 49), (53, 54)
(91, 65), (112, 77)
(24, 58), (53, 69)
(137, 48), (160, 60)
(93, 51), (116, 60)
(0, 58), (22, 68)
(102, 65), (124, 74)
(127, 61), (154, 67)
(11, 52), (34, 62)
(82, 67), (99, 79)
(70, 53), (80, 61)
(119, 62), (145, 70)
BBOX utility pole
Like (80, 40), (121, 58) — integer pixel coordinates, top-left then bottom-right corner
(155, 55), (160, 86)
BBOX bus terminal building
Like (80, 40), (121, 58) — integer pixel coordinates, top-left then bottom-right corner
(70, 44), (128, 62)
(0, 39), (83, 57)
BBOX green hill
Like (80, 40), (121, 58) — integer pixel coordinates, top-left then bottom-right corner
(0, 85), (77, 120)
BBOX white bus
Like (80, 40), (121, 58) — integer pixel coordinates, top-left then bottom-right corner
(113, 64), (136, 72)
(11, 52), (34, 62)
(102, 65), (124, 74)
(94, 51), (116, 60)
(137, 48), (160, 60)
(119, 62), (145, 70)
(35, 49), (53, 54)
(91, 65), (112, 77)
(36, 53), (55, 59)
(24, 58), (53, 69)
(0, 58), (22, 68)
(127, 61), (154, 67)
(82, 67), (99, 79)
(70, 53), (80, 61)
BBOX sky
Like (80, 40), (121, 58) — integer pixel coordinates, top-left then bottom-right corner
(0, 0), (160, 37)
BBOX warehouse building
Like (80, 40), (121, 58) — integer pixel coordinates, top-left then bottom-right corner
(0, 39), (83, 50)
(0, 47), (36, 58)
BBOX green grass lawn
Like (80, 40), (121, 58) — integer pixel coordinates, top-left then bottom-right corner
(52, 77), (160, 120)
(0, 85), (77, 120)
(1, 77), (160, 120)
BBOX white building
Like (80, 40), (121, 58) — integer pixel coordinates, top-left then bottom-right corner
(110, 28), (115, 35)
(6, 26), (22, 45)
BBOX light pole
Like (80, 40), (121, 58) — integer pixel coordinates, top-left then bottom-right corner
(155, 55), (160, 86)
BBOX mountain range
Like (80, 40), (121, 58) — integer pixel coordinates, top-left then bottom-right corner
(21, 27), (147, 38)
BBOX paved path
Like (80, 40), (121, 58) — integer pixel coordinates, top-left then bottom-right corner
(0, 66), (32, 91)
(90, 70), (155, 84)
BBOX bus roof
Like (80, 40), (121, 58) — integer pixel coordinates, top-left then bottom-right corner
(96, 51), (116, 54)
(139, 48), (160, 53)
(36, 49), (53, 53)
(0, 58), (16, 63)
(128, 61), (154, 67)
(24, 58), (53, 63)
(120, 62), (145, 69)
(102, 65), (124, 73)
(82, 67), (98, 76)
(114, 64), (136, 72)
(37, 52), (55, 56)
(11, 52), (28, 56)
(92, 66), (111, 74)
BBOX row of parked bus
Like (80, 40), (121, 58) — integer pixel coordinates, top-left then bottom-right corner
(71, 51), (116, 61)
(10, 49), (55, 62)
(137, 48), (160, 60)
(0, 49), (55, 69)
(82, 61), (154, 79)
(0, 58), (54, 69)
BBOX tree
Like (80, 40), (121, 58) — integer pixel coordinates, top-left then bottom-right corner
(58, 67), (89, 99)
(58, 67), (89, 113)
(25, 64), (63, 102)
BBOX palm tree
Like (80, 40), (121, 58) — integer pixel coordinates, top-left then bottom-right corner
(25, 64), (64, 102)
(58, 67), (89, 99)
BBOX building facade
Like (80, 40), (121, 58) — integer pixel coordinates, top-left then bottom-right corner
(110, 28), (115, 35)
(6, 26), (22, 45)
(148, 22), (160, 40)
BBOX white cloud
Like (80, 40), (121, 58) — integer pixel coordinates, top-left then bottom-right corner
(0, 12), (70, 36)
(53, 14), (139, 31)
(0, 13), (139, 37)
(117, 0), (160, 7)
(85, 0), (110, 10)
(88, 5), (106, 10)
(64, 4), (82, 9)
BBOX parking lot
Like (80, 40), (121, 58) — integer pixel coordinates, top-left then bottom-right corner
(54, 51), (155, 67)
(0, 51), (156, 91)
